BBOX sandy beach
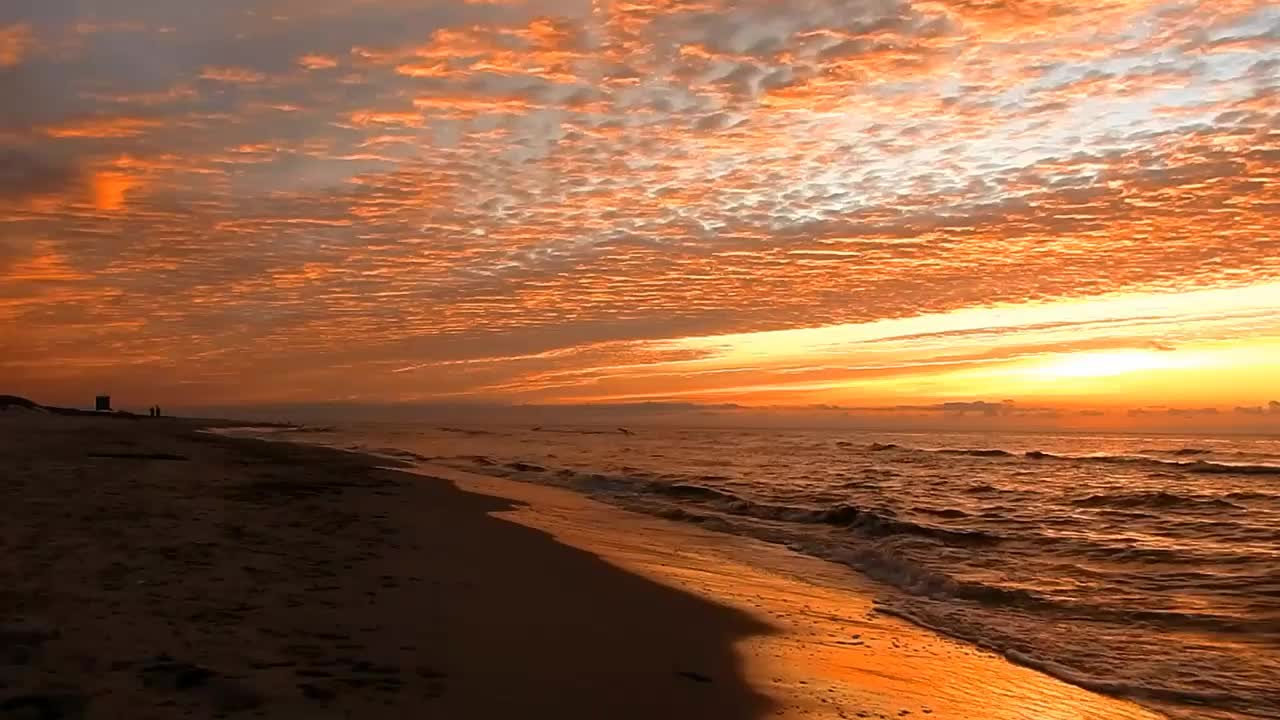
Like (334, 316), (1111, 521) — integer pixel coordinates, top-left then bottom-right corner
(1, 413), (1165, 719)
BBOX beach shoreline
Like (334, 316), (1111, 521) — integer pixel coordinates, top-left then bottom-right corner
(2, 413), (1164, 719)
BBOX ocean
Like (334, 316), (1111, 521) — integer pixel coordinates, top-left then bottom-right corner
(236, 422), (1280, 720)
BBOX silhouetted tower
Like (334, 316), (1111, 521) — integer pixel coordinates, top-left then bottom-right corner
(95, 395), (111, 412)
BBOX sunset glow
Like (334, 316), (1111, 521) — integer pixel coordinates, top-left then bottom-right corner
(1, 0), (1277, 427)
(1032, 351), (1192, 379)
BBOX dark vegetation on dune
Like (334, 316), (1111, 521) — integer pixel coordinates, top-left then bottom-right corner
(1, 394), (145, 418)
(0, 395), (40, 410)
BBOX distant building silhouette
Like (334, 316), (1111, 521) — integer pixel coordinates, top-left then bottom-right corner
(95, 395), (111, 412)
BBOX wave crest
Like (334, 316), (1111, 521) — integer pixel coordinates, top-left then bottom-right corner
(1073, 491), (1245, 512)
(865, 443), (1280, 476)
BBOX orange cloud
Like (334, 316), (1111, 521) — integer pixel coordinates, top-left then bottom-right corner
(3, 243), (89, 282)
(412, 95), (538, 114)
(0, 23), (32, 67)
(42, 117), (163, 139)
(200, 66), (267, 83)
(298, 54), (338, 70)
(91, 170), (141, 211)
(347, 110), (425, 127)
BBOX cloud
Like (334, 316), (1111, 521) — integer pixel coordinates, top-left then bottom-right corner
(1168, 407), (1221, 417)
(297, 54), (338, 70)
(1129, 407), (1221, 418)
(1233, 400), (1280, 416)
(836, 400), (1064, 418)
(1, 0), (1278, 409)
(938, 401), (1015, 417)
(199, 66), (268, 83)
(0, 145), (80, 201)
(40, 116), (163, 139)
(0, 23), (32, 67)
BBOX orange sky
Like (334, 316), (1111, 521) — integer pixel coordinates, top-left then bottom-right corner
(1, 0), (1278, 428)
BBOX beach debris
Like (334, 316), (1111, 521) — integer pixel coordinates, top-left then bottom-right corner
(0, 624), (58, 649)
(298, 683), (336, 701)
(0, 624), (53, 667)
(247, 659), (295, 670)
(137, 656), (262, 712)
(87, 452), (189, 461)
(207, 679), (263, 713)
(0, 692), (87, 720)
(140, 656), (216, 690)
(4, 647), (32, 667)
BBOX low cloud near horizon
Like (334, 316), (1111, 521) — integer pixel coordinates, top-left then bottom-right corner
(145, 398), (1280, 433)
(1235, 401), (1280, 416)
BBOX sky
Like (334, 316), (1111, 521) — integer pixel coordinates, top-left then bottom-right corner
(1, 0), (1278, 429)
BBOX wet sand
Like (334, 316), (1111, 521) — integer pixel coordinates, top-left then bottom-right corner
(1, 414), (1163, 719)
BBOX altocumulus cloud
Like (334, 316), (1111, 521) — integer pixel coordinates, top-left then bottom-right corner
(0, 0), (1276, 407)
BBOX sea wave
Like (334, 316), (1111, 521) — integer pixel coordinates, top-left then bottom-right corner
(875, 604), (1266, 719)
(483, 459), (1005, 546)
(865, 443), (1280, 476)
(1000, 648), (1258, 716)
(939, 448), (1015, 457)
(455, 455), (1268, 636)
(480, 455), (1269, 633)
(270, 425), (1280, 720)
(823, 543), (1268, 634)
(650, 484), (1002, 545)
(1072, 491), (1246, 512)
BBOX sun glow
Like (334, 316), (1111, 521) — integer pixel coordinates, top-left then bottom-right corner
(1032, 350), (1193, 379)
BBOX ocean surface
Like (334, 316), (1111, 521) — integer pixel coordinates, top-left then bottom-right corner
(240, 423), (1280, 720)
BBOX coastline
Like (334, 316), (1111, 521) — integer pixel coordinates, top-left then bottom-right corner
(2, 414), (1164, 719)
(410, 464), (1167, 720)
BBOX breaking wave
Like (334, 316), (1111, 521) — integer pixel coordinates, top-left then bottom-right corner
(866, 443), (1280, 476)
(1072, 491), (1246, 511)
